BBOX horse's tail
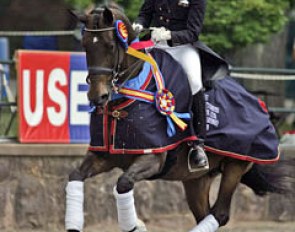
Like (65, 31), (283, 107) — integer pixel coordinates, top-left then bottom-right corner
(240, 158), (295, 196)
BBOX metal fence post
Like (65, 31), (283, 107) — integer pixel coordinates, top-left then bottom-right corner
(0, 37), (10, 100)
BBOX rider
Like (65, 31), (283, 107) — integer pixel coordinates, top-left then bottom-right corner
(133, 0), (208, 170)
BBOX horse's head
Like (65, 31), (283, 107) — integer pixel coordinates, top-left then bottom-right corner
(73, 5), (137, 107)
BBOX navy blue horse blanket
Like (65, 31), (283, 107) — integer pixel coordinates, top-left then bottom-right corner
(88, 49), (279, 164)
(204, 77), (279, 164)
(88, 49), (197, 154)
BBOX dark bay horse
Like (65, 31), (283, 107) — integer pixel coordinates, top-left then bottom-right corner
(65, 5), (294, 232)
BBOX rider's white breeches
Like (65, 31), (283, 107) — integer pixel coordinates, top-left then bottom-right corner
(155, 42), (202, 95)
(65, 181), (84, 231)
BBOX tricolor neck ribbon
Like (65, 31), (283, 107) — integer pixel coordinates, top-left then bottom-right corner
(113, 24), (190, 136)
(118, 85), (190, 136)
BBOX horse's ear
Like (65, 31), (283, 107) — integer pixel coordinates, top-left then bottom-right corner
(68, 9), (87, 23)
(103, 7), (114, 25)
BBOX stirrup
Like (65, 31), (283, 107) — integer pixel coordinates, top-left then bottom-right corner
(187, 147), (209, 173)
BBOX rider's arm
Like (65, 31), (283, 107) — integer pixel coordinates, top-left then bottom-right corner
(135, 0), (155, 28)
(171, 0), (206, 45)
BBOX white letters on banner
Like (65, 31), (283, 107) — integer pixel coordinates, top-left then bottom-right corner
(47, 68), (68, 126)
(22, 68), (88, 127)
(70, 71), (89, 126)
(23, 70), (44, 127)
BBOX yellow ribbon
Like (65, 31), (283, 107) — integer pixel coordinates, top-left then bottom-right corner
(118, 88), (155, 102)
(170, 113), (188, 131)
(127, 47), (158, 71)
(125, 46), (188, 132)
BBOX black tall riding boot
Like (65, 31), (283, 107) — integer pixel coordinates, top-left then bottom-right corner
(188, 89), (209, 171)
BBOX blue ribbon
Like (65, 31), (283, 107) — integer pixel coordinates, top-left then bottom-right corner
(166, 112), (191, 137)
(166, 117), (176, 137)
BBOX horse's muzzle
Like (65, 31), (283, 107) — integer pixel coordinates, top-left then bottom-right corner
(88, 93), (110, 107)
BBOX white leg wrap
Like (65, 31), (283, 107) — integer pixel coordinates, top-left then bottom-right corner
(189, 214), (219, 232)
(113, 186), (138, 232)
(65, 181), (84, 231)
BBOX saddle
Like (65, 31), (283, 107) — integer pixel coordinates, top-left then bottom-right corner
(194, 41), (229, 85)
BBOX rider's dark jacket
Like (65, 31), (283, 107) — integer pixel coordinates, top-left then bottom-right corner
(136, 0), (206, 45)
(135, 0), (229, 84)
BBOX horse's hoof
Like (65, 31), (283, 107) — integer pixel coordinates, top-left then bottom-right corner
(135, 219), (148, 232)
(121, 219), (147, 232)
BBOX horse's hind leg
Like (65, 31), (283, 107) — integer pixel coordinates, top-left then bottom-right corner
(183, 160), (251, 232)
(113, 153), (166, 232)
(65, 151), (115, 232)
(183, 175), (213, 222)
(182, 174), (218, 232)
(210, 160), (251, 228)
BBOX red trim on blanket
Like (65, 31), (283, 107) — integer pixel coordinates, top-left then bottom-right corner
(90, 108), (109, 152)
(110, 117), (116, 146)
(88, 135), (197, 154)
(204, 145), (280, 164)
(88, 65), (198, 155)
(103, 108), (109, 150)
(258, 98), (268, 113)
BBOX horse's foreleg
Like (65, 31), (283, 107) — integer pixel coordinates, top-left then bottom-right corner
(65, 151), (115, 232)
(116, 153), (166, 193)
(113, 153), (166, 232)
(210, 160), (251, 227)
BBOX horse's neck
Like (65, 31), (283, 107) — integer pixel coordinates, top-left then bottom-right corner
(122, 30), (144, 78)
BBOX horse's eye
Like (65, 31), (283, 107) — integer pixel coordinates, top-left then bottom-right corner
(86, 75), (91, 84)
(109, 42), (116, 51)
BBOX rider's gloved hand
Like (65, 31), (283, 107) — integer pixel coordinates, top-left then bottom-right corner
(151, 27), (171, 42)
(132, 23), (144, 33)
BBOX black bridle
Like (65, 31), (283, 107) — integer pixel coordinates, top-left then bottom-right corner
(84, 26), (143, 90)
(84, 26), (120, 79)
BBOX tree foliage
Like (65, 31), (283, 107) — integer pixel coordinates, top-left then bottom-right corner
(201, 0), (292, 53)
(65, 0), (293, 53)
(65, 0), (142, 17)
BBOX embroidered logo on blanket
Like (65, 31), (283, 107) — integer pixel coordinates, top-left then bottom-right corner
(205, 94), (220, 131)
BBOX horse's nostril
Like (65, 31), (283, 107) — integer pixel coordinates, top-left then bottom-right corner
(101, 94), (109, 101)
(91, 94), (109, 106)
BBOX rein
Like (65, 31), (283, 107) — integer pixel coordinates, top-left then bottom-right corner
(87, 59), (143, 93)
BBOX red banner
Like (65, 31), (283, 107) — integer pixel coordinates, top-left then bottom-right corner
(17, 50), (89, 143)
